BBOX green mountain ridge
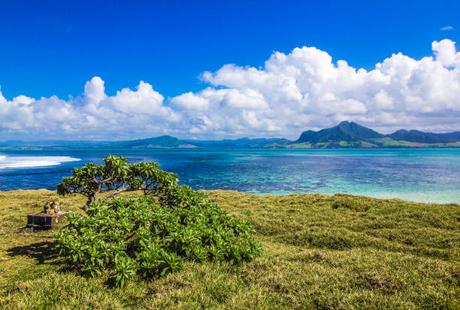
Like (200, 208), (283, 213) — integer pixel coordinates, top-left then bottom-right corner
(288, 121), (460, 148)
(2, 121), (460, 149)
(112, 136), (290, 149)
(114, 121), (460, 149)
(296, 121), (383, 144)
(388, 129), (460, 144)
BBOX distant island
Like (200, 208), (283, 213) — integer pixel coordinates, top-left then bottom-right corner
(1, 121), (460, 150)
(99, 121), (460, 149)
(283, 121), (460, 148)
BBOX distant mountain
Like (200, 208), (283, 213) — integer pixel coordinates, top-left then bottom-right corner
(296, 121), (383, 144)
(439, 131), (460, 141)
(112, 136), (289, 149)
(115, 135), (193, 148)
(67, 124), (460, 149)
(388, 130), (460, 144)
(289, 121), (460, 148)
(191, 137), (289, 148)
(2, 121), (460, 150)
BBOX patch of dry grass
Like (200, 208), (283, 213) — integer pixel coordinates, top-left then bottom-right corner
(0, 190), (459, 309)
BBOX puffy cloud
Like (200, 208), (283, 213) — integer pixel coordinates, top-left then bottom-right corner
(171, 38), (460, 137)
(12, 95), (35, 105)
(84, 76), (106, 105)
(432, 39), (459, 67)
(170, 92), (209, 111)
(1, 39), (460, 140)
(0, 79), (179, 139)
(101, 81), (167, 116)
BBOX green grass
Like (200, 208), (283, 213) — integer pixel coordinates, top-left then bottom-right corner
(0, 190), (459, 309)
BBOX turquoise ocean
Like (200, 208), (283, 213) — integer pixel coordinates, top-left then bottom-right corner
(1, 148), (460, 204)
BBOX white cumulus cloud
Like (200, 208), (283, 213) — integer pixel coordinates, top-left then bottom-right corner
(1, 39), (460, 140)
(171, 38), (460, 137)
(0, 77), (180, 139)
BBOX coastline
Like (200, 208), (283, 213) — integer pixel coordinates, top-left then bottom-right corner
(2, 149), (460, 204)
(2, 187), (460, 205)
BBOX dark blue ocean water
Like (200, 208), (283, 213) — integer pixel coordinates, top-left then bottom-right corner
(1, 148), (460, 203)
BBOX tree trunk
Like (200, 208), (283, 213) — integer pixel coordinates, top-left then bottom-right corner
(84, 195), (95, 212)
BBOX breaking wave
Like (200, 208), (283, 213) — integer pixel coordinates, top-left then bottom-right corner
(0, 155), (80, 169)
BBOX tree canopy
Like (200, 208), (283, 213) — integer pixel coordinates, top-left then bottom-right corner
(57, 155), (178, 210)
(54, 156), (261, 286)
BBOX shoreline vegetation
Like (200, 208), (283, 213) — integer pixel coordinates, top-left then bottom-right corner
(1, 189), (459, 309)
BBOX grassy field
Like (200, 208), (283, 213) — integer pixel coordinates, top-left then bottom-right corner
(0, 190), (459, 309)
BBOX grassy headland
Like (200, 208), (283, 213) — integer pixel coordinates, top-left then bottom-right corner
(0, 190), (459, 309)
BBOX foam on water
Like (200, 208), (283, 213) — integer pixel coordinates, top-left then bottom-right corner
(0, 155), (80, 169)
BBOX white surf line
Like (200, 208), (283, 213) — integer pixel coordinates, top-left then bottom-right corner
(0, 156), (81, 169)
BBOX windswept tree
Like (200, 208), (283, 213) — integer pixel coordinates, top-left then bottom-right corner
(57, 155), (178, 210)
(55, 156), (261, 287)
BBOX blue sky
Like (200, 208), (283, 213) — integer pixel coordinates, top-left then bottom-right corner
(0, 0), (460, 140)
(1, 0), (458, 99)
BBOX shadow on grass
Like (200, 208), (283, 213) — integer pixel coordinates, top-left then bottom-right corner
(7, 241), (59, 264)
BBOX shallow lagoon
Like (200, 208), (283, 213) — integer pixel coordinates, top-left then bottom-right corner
(1, 148), (460, 203)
